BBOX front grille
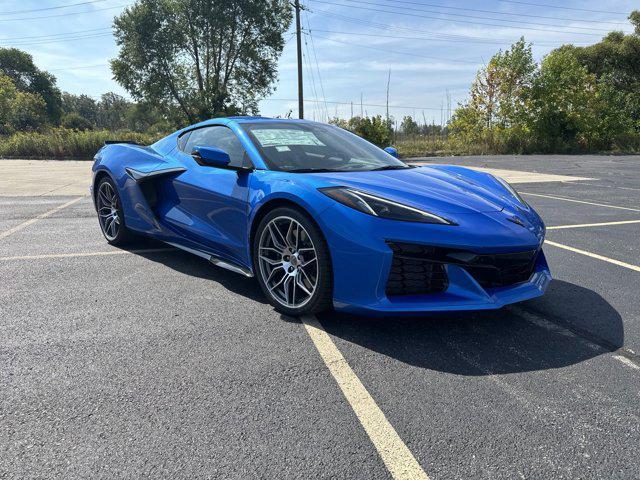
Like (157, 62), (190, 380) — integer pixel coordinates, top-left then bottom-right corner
(385, 242), (538, 295)
(461, 250), (538, 288)
(386, 243), (448, 296)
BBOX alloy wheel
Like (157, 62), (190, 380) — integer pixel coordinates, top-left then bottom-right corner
(97, 181), (120, 241)
(257, 216), (318, 309)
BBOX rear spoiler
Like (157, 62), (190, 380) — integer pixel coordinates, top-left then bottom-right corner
(104, 140), (142, 145)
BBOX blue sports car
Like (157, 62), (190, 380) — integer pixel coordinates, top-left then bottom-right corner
(92, 117), (550, 316)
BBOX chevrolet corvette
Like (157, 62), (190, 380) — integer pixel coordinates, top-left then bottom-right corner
(91, 117), (550, 315)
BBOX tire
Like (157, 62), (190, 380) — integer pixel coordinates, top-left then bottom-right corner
(253, 207), (333, 316)
(95, 176), (133, 246)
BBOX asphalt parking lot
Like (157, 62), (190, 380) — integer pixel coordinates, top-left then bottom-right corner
(1, 155), (639, 479)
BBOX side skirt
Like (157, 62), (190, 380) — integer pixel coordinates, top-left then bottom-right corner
(164, 241), (254, 278)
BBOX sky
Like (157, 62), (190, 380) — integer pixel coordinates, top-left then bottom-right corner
(0, 0), (637, 125)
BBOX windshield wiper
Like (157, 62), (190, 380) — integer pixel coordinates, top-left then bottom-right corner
(284, 168), (344, 173)
(369, 165), (411, 171)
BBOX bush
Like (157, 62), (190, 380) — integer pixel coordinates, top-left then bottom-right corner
(330, 115), (392, 147)
(61, 113), (93, 131)
(0, 127), (161, 159)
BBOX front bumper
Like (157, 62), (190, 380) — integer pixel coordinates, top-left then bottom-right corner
(317, 203), (550, 316)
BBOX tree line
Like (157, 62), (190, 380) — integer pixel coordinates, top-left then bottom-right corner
(1, 3), (638, 158)
(449, 11), (640, 153)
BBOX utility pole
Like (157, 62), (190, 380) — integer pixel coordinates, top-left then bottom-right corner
(294, 0), (304, 119)
(385, 69), (391, 124)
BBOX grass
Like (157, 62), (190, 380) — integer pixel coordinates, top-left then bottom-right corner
(0, 128), (162, 160)
(393, 134), (640, 158)
(1, 129), (638, 161)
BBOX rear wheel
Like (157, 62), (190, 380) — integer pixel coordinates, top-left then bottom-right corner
(96, 176), (132, 245)
(253, 207), (332, 316)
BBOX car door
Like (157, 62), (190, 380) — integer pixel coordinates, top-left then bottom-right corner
(159, 125), (252, 266)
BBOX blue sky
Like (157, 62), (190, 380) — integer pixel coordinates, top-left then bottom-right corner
(0, 0), (636, 125)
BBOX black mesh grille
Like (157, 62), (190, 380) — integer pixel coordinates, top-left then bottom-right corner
(385, 242), (538, 295)
(386, 243), (448, 296)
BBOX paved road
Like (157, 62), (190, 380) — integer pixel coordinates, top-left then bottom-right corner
(1, 155), (639, 479)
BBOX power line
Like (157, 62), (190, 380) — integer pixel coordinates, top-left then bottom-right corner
(308, 32), (481, 66)
(49, 63), (109, 72)
(0, 3), (130, 22)
(0, 27), (111, 42)
(1, 33), (114, 47)
(308, 8), (591, 47)
(0, 0), (107, 16)
(495, 0), (629, 16)
(370, 0), (630, 26)
(304, 11), (330, 121)
(266, 97), (446, 111)
(308, 30), (480, 64)
(308, 0), (613, 36)
(334, 0), (619, 32)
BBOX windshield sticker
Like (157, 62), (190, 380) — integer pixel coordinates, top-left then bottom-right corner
(275, 145), (291, 152)
(253, 129), (325, 147)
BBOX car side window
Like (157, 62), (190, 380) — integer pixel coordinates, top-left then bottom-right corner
(182, 126), (247, 168)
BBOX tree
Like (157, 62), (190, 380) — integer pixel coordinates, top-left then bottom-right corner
(0, 74), (17, 133)
(61, 93), (99, 126)
(111, 0), (292, 124)
(529, 48), (596, 149)
(96, 92), (131, 130)
(566, 10), (640, 132)
(7, 91), (48, 131)
(400, 116), (420, 135)
(61, 113), (93, 131)
(330, 115), (392, 147)
(0, 48), (62, 123)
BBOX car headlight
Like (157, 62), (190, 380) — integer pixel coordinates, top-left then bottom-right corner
(319, 187), (455, 225)
(492, 175), (527, 205)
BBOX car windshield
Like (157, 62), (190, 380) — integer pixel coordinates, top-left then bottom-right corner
(241, 121), (410, 172)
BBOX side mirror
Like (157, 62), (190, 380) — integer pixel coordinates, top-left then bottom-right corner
(384, 146), (399, 158)
(191, 146), (231, 168)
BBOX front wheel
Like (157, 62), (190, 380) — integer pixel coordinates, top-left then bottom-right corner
(253, 207), (333, 316)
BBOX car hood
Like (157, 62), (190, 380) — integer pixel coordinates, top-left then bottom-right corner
(307, 165), (517, 215)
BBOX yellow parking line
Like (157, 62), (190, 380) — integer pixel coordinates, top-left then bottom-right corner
(301, 315), (430, 480)
(0, 248), (174, 261)
(520, 192), (640, 212)
(546, 219), (640, 230)
(0, 196), (86, 240)
(545, 240), (640, 272)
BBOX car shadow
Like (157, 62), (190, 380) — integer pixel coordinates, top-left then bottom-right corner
(122, 239), (268, 305)
(117, 241), (623, 376)
(315, 280), (623, 376)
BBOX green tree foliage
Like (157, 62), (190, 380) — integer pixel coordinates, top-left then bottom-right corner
(61, 93), (99, 125)
(61, 113), (93, 131)
(529, 48), (596, 149)
(7, 91), (48, 132)
(0, 74), (17, 133)
(450, 38), (536, 149)
(111, 0), (292, 124)
(451, 11), (640, 153)
(400, 116), (420, 135)
(0, 73), (48, 132)
(330, 115), (393, 147)
(0, 48), (62, 123)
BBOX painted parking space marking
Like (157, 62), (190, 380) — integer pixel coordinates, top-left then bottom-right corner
(0, 248), (174, 262)
(546, 219), (640, 230)
(545, 240), (640, 273)
(301, 315), (430, 480)
(0, 196), (86, 240)
(613, 355), (640, 371)
(521, 192), (640, 212)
